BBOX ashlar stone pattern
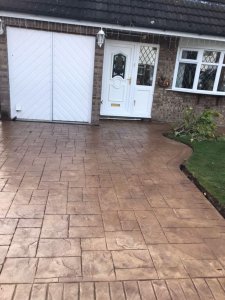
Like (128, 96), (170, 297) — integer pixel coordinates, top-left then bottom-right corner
(0, 121), (224, 300)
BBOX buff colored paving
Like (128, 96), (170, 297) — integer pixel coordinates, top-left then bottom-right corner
(0, 120), (225, 299)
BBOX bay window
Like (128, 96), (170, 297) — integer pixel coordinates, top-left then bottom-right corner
(173, 48), (225, 95)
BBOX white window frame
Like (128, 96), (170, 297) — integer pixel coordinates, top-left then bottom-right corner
(172, 47), (225, 96)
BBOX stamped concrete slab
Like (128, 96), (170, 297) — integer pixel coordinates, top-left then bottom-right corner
(0, 247), (8, 264)
(0, 258), (38, 283)
(0, 121), (224, 295)
(82, 251), (115, 281)
(70, 214), (102, 227)
(7, 204), (45, 218)
(81, 238), (107, 250)
(106, 231), (147, 250)
(36, 257), (81, 278)
(13, 284), (32, 300)
(7, 238), (38, 257)
(0, 284), (15, 300)
(36, 239), (81, 257)
(0, 235), (12, 246)
(112, 250), (153, 268)
(0, 219), (18, 234)
(41, 215), (68, 238)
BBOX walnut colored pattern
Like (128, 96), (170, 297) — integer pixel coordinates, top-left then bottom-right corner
(0, 121), (224, 299)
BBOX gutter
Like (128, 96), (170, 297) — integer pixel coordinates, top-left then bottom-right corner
(1, 11), (225, 43)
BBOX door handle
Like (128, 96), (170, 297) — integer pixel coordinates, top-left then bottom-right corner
(127, 77), (131, 85)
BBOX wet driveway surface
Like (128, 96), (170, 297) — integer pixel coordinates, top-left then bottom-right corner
(0, 120), (225, 299)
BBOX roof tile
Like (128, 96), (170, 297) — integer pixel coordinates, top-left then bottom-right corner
(1, 0), (225, 37)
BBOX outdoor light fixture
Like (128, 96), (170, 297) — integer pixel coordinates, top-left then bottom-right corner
(96, 28), (105, 48)
(0, 19), (4, 35)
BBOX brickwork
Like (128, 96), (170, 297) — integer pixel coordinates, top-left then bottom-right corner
(92, 45), (104, 124)
(0, 30), (10, 119)
(1, 17), (225, 124)
(152, 38), (225, 124)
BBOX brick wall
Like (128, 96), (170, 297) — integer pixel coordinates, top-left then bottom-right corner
(92, 45), (104, 124)
(152, 38), (225, 124)
(0, 28), (10, 119)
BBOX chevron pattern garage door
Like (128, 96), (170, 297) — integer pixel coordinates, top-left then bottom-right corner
(7, 27), (95, 123)
(7, 28), (53, 121)
(53, 33), (95, 122)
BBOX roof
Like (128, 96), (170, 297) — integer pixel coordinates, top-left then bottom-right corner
(1, 0), (225, 37)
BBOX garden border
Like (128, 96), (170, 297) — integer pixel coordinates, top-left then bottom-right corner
(180, 163), (225, 219)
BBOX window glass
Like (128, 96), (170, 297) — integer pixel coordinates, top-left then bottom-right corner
(218, 66), (225, 91)
(182, 50), (198, 60)
(202, 51), (220, 63)
(197, 65), (217, 91)
(175, 63), (197, 89)
(112, 54), (126, 79)
(136, 46), (157, 86)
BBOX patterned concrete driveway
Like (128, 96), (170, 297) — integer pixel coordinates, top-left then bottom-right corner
(0, 120), (225, 299)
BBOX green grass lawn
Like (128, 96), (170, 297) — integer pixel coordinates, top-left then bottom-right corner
(171, 135), (225, 205)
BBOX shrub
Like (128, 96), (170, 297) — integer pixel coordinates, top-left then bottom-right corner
(173, 107), (222, 141)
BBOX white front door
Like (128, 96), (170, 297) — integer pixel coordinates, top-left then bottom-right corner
(101, 40), (159, 118)
(101, 42), (134, 116)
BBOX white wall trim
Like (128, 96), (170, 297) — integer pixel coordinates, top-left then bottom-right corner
(2, 11), (225, 43)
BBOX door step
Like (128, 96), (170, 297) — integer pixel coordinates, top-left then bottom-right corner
(100, 116), (151, 121)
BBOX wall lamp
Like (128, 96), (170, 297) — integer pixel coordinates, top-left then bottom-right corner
(96, 28), (105, 48)
(0, 19), (4, 35)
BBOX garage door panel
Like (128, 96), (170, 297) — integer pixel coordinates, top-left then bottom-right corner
(54, 80), (88, 119)
(53, 33), (95, 122)
(7, 28), (95, 123)
(7, 27), (52, 121)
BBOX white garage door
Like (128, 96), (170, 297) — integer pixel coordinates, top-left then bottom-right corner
(7, 28), (52, 121)
(7, 27), (95, 123)
(53, 33), (95, 122)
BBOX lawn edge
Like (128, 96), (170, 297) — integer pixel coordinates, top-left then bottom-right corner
(180, 163), (225, 218)
(164, 132), (225, 219)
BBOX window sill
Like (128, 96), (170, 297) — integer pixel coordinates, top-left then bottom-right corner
(166, 88), (225, 97)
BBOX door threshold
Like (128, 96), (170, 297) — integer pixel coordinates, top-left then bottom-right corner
(101, 116), (141, 121)
(100, 116), (150, 121)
